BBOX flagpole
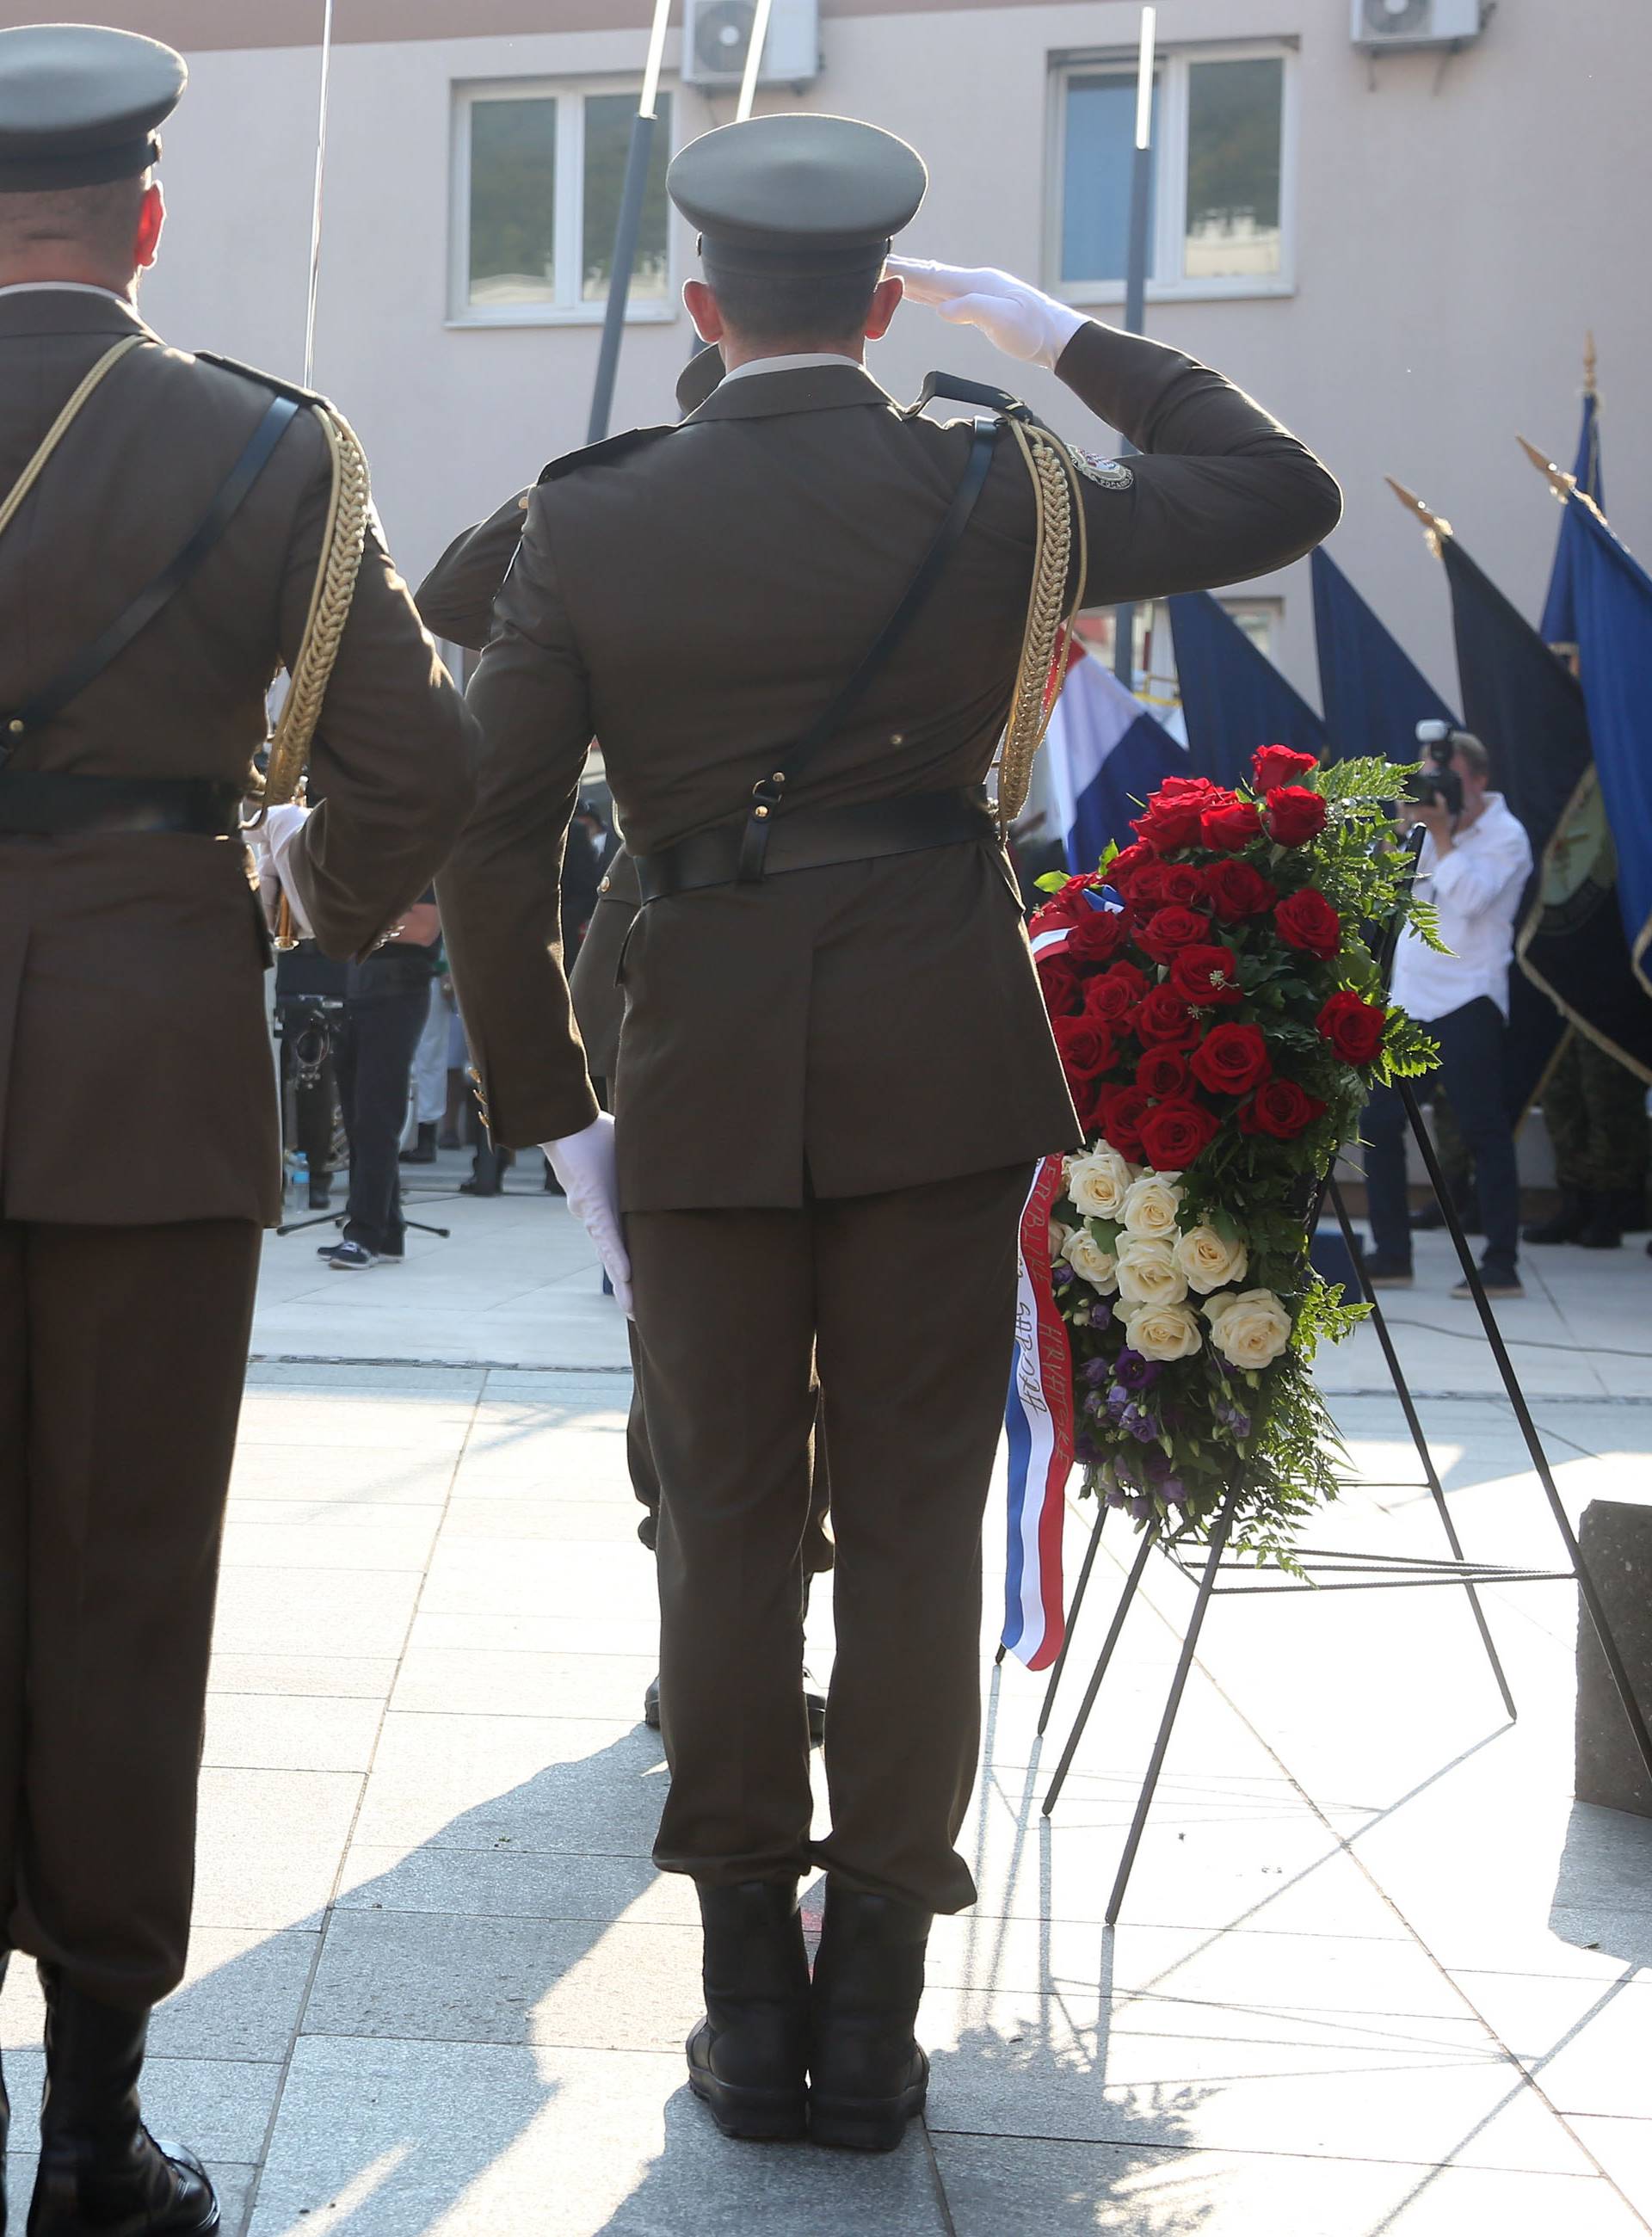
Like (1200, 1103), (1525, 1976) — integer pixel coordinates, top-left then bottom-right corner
(302, 0), (336, 387)
(1113, 5), (1156, 690)
(736, 0), (774, 120)
(1386, 475), (1453, 551)
(588, 0), (675, 444)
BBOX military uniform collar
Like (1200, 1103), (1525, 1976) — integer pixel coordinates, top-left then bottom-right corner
(0, 284), (152, 342)
(683, 360), (896, 425)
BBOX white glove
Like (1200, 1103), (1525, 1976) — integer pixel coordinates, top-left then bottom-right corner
(248, 802), (315, 940)
(542, 1113), (633, 1316)
(887, 258), (1088, 372)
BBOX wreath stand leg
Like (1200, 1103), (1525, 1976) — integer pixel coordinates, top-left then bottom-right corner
(1327, 1174), (1517, 1721)
(1037, 1501), (1109, 1735)
(1399, 1080), (1652, 1787)
(1042, 1520), (1162, 1815)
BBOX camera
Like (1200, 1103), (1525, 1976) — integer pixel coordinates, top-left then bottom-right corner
(1407, 720), (1464, 819)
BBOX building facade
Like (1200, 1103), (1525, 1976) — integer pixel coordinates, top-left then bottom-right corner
(12, 0), (1646, 717)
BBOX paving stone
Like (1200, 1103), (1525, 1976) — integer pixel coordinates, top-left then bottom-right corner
(208, 1652), (399, 1702)
(191, 1768), (362, 1931)
(347, 1713), (666, 1857)
(1447, 1971), (1652, 2119)
(932, 2135), (1649, 2234)
(3, 2159), (258, 2235)
(219, 1513), (441, 1575)
(3, 1928), (319, 2063)
(210, 1568), (421, 1660)
(1, 2049), (280, 2163)
(203, 1692), (385, 1776)
(388, 1646), (659, 1721)
(1569, 2117), (1652, 2221)
(334, 1843), (698, 1926)
(247, 2037), (947, 2237)
(228, 1444), (459, 1503)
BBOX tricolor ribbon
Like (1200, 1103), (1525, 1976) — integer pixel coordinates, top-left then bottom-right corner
(1002, 1151), (1075, 1670)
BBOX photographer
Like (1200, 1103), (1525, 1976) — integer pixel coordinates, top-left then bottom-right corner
(1362, 728), (1533, 1297)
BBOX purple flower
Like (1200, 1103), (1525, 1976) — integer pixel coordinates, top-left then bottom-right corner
(1082, 1390), (1106, 1421)
(1113, 1348), (1162, 1392)
(1051, 1263), (1076, 1293)
(1082, 1357), (1112, 1389)
(1140, 1447), (1173, 1482)
(1130, 1494), (1156, 1522)
(1161, 1476), (1188, 1506)
(1074, 1429), (1101, 1465)
(1105, 1484), (1127, 1508)
(1125, 1408), (1162, 1445)
(1106, 1386), (1131, 1420)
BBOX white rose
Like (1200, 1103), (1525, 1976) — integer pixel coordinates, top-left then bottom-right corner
(1066, 1146), (1137, 1221)
(1062, 1227), (1119, 1293)
(1174, 1224), (1249, 1295)
(1205, 1287), (1294, 1371)
(1114, 1236), (1188, 1308)
(1120, 1174), (1185, 1240)
(1123, 1300), (1203, 1363)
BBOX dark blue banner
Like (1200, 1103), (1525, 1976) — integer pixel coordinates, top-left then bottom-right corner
(1566, 498), (1652, 1003)
(1312, 547), (1458, 761)
(1538, 390), (1602, 648)
(1167, 589), (1327, 787)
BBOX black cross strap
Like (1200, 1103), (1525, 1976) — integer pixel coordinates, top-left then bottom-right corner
(0, 391), (299, 766)
(735, 414), (1000, 882)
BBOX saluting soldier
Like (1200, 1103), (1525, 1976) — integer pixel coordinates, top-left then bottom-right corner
(437, 113), (1340, 2153)
(0, 25), (472, 2233)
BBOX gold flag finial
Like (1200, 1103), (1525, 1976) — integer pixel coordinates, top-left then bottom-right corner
(1584, 330), (1598, 396)
(1385, 475), (1452, 553)
(1516, 434), (1576, 504)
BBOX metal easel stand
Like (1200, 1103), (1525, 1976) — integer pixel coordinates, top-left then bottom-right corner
(1036, 1087), (1652, 1927)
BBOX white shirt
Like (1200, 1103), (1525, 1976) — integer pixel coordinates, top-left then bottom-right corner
(1390, 792), (1534, 1023)
(0, 281), (133, 307)
(720, 350), (864, 384)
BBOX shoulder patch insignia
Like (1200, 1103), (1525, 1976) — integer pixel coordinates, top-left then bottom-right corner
(1074, 451), (1134, 491)
(539, 424), (675, 485)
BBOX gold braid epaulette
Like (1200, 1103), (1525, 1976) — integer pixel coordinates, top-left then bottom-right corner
(995, 421), (1089, 829)
(261, 403), (371, 807)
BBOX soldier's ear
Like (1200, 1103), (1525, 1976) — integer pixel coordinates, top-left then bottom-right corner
(134, 181), (164, 270)
(683, 278), (724, 345)
(864, 273), (904, 343)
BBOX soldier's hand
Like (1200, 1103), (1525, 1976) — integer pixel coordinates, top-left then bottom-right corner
(887, 259), (1087, 370)
(542, 1113), (633, 1316)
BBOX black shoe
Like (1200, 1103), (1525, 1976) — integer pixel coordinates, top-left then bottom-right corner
(687, 1883), (810, 2142)
(1523, 1189), (1587, 1246)
(1452, 1261), (1524, 1300)
(307, 1183), (333, 1211)
(28, 1969), (219, 2234)
(1358, 1252), (1413, 1289)
(644, 1675), (661, 1730)
(400, 1124), (439, 1166)
(808, 1881), (931, 2152)
(324, 1242), (377, 1271)
(459, 1180), (502, 1198)
(1, 1951), (9, 2234)
(1579, 1195), (1625, 1250)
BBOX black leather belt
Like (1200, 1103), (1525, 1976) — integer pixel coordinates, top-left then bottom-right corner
(633, 786), (996, 903)
(0, 771), (245, 838)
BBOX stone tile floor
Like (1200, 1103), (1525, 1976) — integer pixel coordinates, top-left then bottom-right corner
(2, 1164), (1649, 2234)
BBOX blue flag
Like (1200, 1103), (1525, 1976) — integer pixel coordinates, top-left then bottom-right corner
(1168, 590), (1327, 786)
(1565, 498), (1652, 999)
(1538, 389), (1602, 647)
(1042, 647), (1187, 870)
(1312, 547), (1458, 761)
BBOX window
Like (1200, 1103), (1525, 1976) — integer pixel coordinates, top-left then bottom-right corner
(1051, 45), (1295, 302)
(453, 82), (675, 324)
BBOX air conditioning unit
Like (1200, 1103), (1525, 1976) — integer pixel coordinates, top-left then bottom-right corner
(683, 0), (820, 91)
(1352, 0), (1482, 47)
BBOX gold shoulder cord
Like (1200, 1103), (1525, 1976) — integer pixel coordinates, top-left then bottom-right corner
(261, 403), (372, 810)
(995, 421), (1089, 829)
(0, 336), (145, 548)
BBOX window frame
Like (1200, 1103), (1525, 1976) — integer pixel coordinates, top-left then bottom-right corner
(1046, 40), (1299, 306)
(449, 76), (679, 330)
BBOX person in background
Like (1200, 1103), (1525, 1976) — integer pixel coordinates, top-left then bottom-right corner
(1362, 730), (1533, 1297)
(400, 952), (452, 1165)
(326, 892), (442, 1266)
(1524, 1028), (1649, 1251)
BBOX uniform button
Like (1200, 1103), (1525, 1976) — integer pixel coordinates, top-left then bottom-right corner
(755, 804), (769, 819)
(891, 731), (905, 745)
(599, 876), (611, 894)
(7, 720), (22, 736)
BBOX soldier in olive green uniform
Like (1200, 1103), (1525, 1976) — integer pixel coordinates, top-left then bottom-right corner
(1525, 1029), (1649, 1248)
(0, 28), (473, 2232)
(437, 114), (1340, 2151)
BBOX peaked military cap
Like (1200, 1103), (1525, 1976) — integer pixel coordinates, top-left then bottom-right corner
(668, 113), (927, 276)
(0, 22), (186, 194)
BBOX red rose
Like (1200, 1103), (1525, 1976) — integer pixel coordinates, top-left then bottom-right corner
(1136, 1047), (1192, 1100)
(1156, 862), (1210, 909)
(1252, 744), (1320, 795)
(1202, 799), (1263, 854)
(1052, 1014), (1118, 1082)
(1126, 861), (1169, 909)
(1137, 1098), (1222, 1171)
(1084, 961), (1149, 1025)
(1132, 780), (1223, 855)
(1189, 1021), (1272, 1097)
(1242, 1077), (1327, 1140)
(1037, 958), (1083, 1018)
(1266, 786), (1328, 847)
(1133, 983), (1205, 1049)
(1317, 989), (1388, 1066)
(1275, 888), (1342, 961)
(1168, 944), (1243, 1008)
(1064, 906), (1133, 964)
(1137, 906), (1211, 963)
(1104, 841), (1155, 896)
(1094, 1084), (1152, 1159)
(1205, 860), (1277, 922)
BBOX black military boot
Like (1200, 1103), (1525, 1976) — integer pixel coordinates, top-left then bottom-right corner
(1579, 1193), (1625, 1250)
(1523, 1188), (1587, 1245)
(686, 1882), (809, 2142)
(808, 1881), (932, 2153)
(2, 1951), (10, 2237)
(28, 1969), (219, 2235)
